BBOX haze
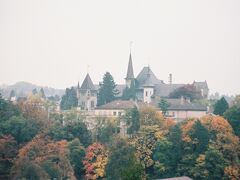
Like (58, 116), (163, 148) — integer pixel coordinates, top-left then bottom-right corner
(0, 0), (240, 95)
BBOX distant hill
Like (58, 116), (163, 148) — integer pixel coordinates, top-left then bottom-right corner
(0, 81), (65, 99)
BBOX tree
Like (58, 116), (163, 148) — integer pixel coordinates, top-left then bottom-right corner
(0, 94), (20, 122)
(122, 81), (136, 100)
(188, 120), (209, 154)
(83, 143), (108, 179)
(9, 90), (16, 99)
(60, 87), (78, 110)
(126, 107), (140, 134)
(39, 88), (46, 99)
(106, 138), (144, 180)
(158, 98), (169, 116)
(0, 135), (18, 179)
(11, 134), (75, 180)
(68, 138), (85, 179)
(169, 84), (202, 101)
(213, 97), (229, 116)
(96, 119), (117, 143)
(0, 115), (41, 144)
(224, 105), (240, 136)
(48, 119), (92, 147)
(32, 88), (38, 95)
(97, 72), (119, 106)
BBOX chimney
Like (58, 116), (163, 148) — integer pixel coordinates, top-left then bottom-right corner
(169, 73), (172, 84)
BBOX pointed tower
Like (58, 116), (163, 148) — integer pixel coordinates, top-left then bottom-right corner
(76, 81), (80, 106)
(125, 53), (135, 88)
(78, 73), (97, 111)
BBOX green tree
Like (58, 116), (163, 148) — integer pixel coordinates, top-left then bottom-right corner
(106, 138), (144, 180)
(60, 87), (78, 110)
(188, 120), (209, 154)
(158, 98), (169, 116)
(224, 105), (240, 136)
(96, 120), (117, 143)
(122, 81), (136, 100)
(39, 88), (46, 99)
(204, 147), (226, 179)
(0, 94), (20, 123)
(213, 97), (229, 116)
(97, 72), (119, 106)
(48, 120), (92, 147)
(0, 116), (41, 144)
(126, 107), (140, 134)
(9, 90), (16, 99)
(32, 88), (38, 95)
(68, 138), (85, 179)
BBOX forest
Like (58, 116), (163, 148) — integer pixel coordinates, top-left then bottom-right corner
(0, 93), (240, 180)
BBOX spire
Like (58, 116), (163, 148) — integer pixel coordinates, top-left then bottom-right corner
(126, 53), (134, 79)
(81, 73), (95, 90)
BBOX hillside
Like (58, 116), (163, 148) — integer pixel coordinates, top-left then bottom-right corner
(0, 81), (65, 98)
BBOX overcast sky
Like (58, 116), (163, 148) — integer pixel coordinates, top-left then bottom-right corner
(0, 0), (240, 95)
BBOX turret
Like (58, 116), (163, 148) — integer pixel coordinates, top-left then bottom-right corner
(125, 53), (135, 88)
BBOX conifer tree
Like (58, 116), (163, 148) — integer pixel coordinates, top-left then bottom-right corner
(97, 72), (119, 106)
(213, 97), (229, 116)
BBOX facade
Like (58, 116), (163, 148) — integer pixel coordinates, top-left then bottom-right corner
(76, 73), (97, 111)
(163, 98), (207, 121)
(76, 52), (209, 109)
(94, 100), (139, 117)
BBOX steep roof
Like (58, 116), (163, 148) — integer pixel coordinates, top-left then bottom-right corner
(152, 98), (207, 111)
(154, 84), (185, 97)
(80, 73), (95, 90)
(136, 66), (163, 88)
(126, 53), (134, 79)
(166, 98), (207, 111)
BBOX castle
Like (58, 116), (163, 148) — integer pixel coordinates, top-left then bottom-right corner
(76, 53), (209, 111)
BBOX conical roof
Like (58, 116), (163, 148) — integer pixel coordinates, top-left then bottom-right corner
(126, 53), (134, 79)
(80, 73), (95, 90)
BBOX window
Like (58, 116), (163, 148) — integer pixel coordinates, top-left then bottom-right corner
(82, 101), (85, 107)
(172, 112), (175, 117)
(91, 101), (95, 108)
(113, 112), (117, 116)
(145, 91), (148, 97)
(118, 112), (122, 116)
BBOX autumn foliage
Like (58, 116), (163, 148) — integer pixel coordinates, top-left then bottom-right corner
(83, 143), (108, 180)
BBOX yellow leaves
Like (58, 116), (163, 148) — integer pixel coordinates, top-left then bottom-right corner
(140, 107), (164, 127)
(83, 143), (108, 180)
(224, 165), (240, 180)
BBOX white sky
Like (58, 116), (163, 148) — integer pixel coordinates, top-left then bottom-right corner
(0, 0), (240, 95)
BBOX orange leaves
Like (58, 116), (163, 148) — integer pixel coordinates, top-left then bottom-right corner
(83, 143), (108, 180)
(12, 134), (75, 179)
(200, 115), (233, 134)
(224, 165), (240, 180)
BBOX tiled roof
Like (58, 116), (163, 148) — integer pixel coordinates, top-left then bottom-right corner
(166, 98), (207, 111)
(95, 100), (137, 110)
(151, 98), (207, 111)
(80, 74), (95, 90)
(154, 84), (184, 97)
(136, 66), (163, 88)
(95, 100), (148, 110)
